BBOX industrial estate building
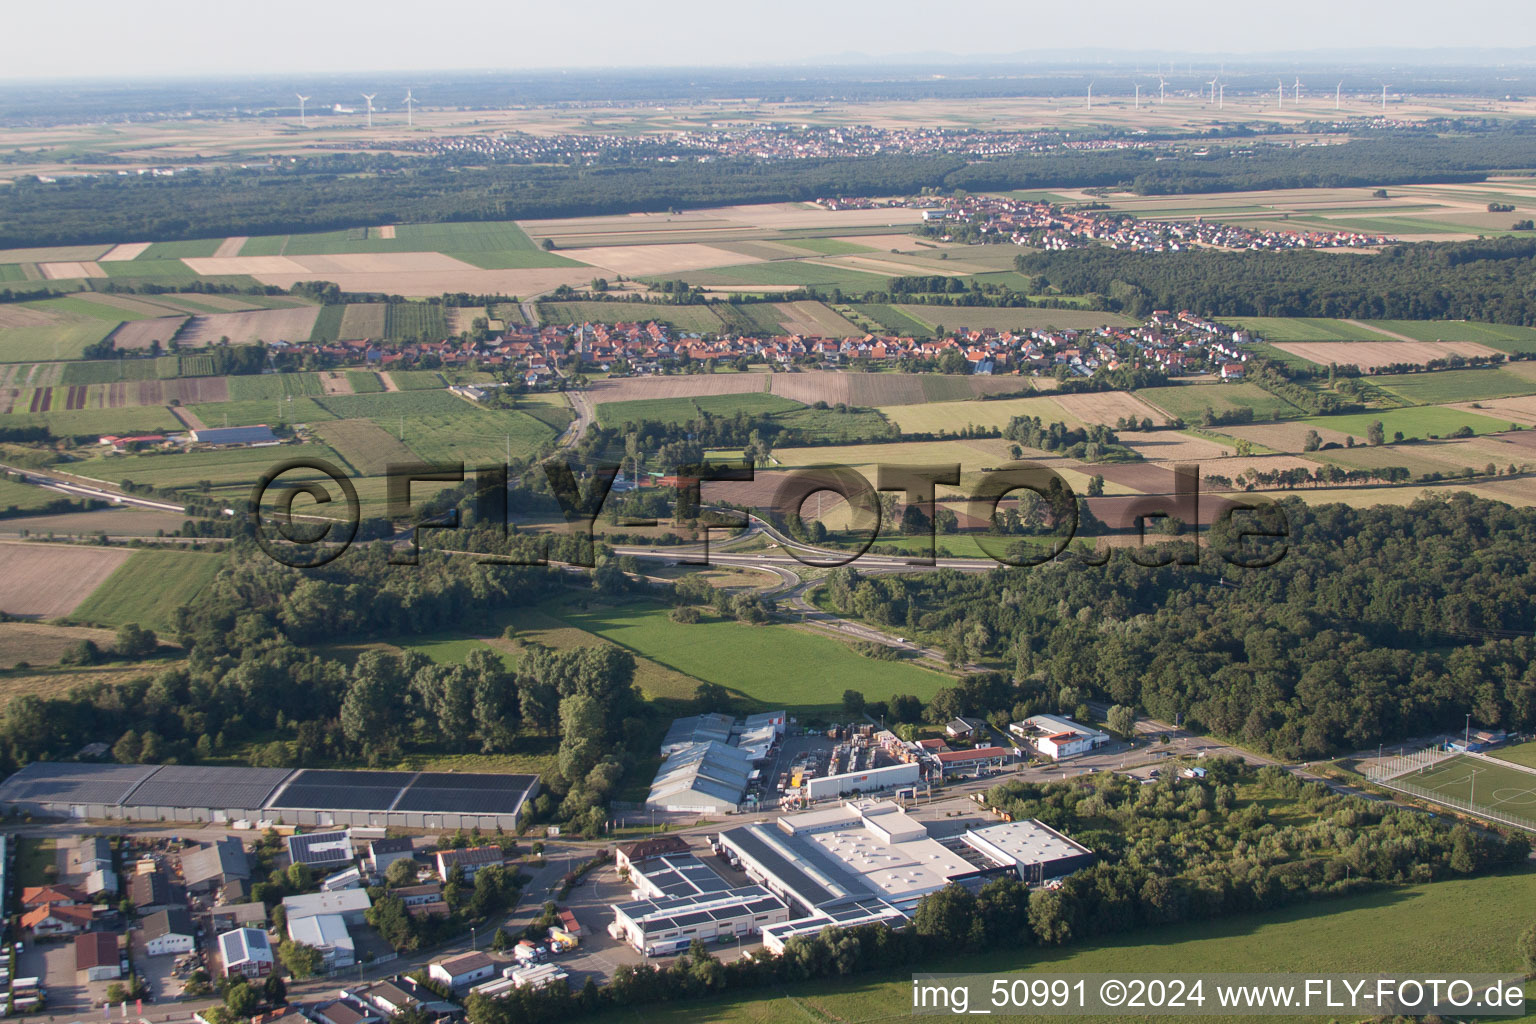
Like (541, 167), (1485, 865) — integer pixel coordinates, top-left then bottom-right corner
(611, 798), (1095, 958)
(0, 762), (539, 831)
(1010, 715), (1112, 761)
(644, 711), (786, 813)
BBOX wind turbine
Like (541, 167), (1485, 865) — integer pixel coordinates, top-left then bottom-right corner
(1336, 81), (1343, 110)
(1380, 83), (1390, 113)
(295, 93), (309, 128)
(1219, 83), (1226, 109)
(1293, 77), (1303, 104)
(1277, 79), (1284, 109)
(1207, 76), (1218, 104)
(1134, 83), (1141, 110)
(362, 93), (376, 128)
(403, 89), (417, 127)
(1158, 74), (1167, 104)
(1086, 81), (1094, 110)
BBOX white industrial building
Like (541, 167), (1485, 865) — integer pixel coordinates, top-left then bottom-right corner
(282, 888), (371, 924)
(611, 885), (790, 957)
(1009, 714), (1111, 760)
(961, 820), (1096, 884)
(627, 853), (733, 900)
(803, 761), (920, 801)
(288, 913), (355, 969)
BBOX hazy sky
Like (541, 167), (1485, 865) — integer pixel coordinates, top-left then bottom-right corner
(10, 0), (1536, 80)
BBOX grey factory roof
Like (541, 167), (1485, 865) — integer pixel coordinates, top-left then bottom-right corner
(124, 764), (292, 809)
(0, 762), (159, 805)
(645, 740), (753, 810)
(614, 884), (784, 938)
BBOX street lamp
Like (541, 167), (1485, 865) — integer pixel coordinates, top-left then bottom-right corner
(471, 925), (477, 951)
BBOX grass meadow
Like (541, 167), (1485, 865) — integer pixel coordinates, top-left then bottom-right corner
(70, 548), (225, 630)
(1219, 316), (1391, 342)
(1135, 383), (1303, 422)
(1373, 367), (1536, 404)
(1303, 406), (1515, 439)
(553, 599), (948, 715)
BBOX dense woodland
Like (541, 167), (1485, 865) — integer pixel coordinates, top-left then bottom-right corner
(1017, 236), (1536, 324)
(824, 494), (1536, 759)
(2, 131), (1533, 248)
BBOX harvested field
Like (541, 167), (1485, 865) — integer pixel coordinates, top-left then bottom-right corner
(1219, 421), (1361, 451)
(377, 226), (396, 239)
(561, 243), (752, 276)
(213, 236), (248, 258)
(771, 373), (852, 407)
(98, 243), (152, 262)
(768, 372), (1026, 408)
(38, 262), (105, 280)
(319, 371), (354, 395)
(1119, 430), (1243, 463)
(315, 419), (421, 476)
(0, 506), (184, 538)
(586, 373), (768, 404)
(1447, 395), (1536, 425)
(176, 307), (321, 346)
(290, 252), (478, 275)
(0, 244), (111, 264)
(772, 301), (864, 337)
(106, 316), (189, 351)
(0, 306), (66, 329)
(1054, 391), (1168, 427)
(0, 542), (133, 619)
(879, 394), (1076, 433)
(248, 266), (594, 298)
(0, 622), (120, 669)
(1273, 340), (1502, 371)
(180, 255), (309, 276)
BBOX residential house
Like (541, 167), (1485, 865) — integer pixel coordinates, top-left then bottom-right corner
(217, 927), (274, 979)
(22, 902), (94, 937)
(366, 838), (415, 878)
(944, 717), (986, 741)
(287, 831), (355, 869)
(434, 846), (504, 882)
(128, 872), (182, 914)
(209, 902), (268, 933)
(312, 999), (382, 1024)
(22, 884), (87, 908)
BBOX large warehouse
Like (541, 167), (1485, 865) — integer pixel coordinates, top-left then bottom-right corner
(0, 762), (539, 831)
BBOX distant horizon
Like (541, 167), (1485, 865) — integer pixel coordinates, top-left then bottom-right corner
(11, 0), (1536, 81)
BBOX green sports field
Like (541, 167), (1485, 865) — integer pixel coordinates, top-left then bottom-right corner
(1493, 739), (1536, 770)
(1396, 753), (1536, 822)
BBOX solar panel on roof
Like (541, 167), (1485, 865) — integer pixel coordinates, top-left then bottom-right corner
(0, 762), (160, 805)
(393, 772), (537, 814)
(126, 765), (293, 809)
(269, 769), (409, 811)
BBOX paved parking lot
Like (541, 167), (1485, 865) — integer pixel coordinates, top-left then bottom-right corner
(19, 939), (88, 1014)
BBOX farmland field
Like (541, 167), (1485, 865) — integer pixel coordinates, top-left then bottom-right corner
(1220, 316), (1393, 341)
(771, 300), (864, 337)
(675, 261), (891, 291)
(594, 871), (1536, 1024)
(312, 389), (558, 465)
(846, 302), (936, 336)
(0, 322), (120, 362)
(0, 622), (121, 670)
(101, 442), (341, 494)
(316, 418), (422, 476)
(1373, 367), (1536, 404)
(228, 373), (325, 401)
(306, 303), (345, 344)
(175, 307), (322, 347)
(891, 304), (1136, 331)
(1273, 340), (1504, 371)
(70, 548), (225, 630)
(878, 394), (1076, 433)
(1303, 405), (1516, 439)
(586, 373), (767, 405)
(1135, 382), (1304, 422)
(536, 301), (726, 333)
(0, 542), (134, 619)
(554, 600), (948, 714)
(384, 302), (447, 342)
(596, 392), (802, 428)
(337, 303), (388, 340)
(1361, 319), (1536, 353)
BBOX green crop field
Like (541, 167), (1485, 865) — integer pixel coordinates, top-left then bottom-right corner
(1136, 382), (1303, 422)
(847, 303), (936, 336)
(25, 296), (142, 322)
(1373, 367), (1536, 404)
(879, 394), (1073, 434)
(228, 373), (325, 401)
(71, 549), (226, 631)
(780, 238), (875, 256)
(138, 239), (223, 259)
(100, 442), (340, 494)
(593, 871), (1536, 1024)
(597, 392), (802, 428)
(717, 302), (788, 334)
(384, 303), (447, 342)
(345, 371), (385, 393)
(3, 405), (182, 435)
(537, 301), (726, 334)
(387, 370), (447, 391)
(312, 389), (557, 464)
(236, 220), (578, 267)
(97, 260), (208, 283)
(1362, 319), (1536, 353)
(61, 360), (162, 385)
(553, 600), (948, 714)
(1304, 405), (1514, 439)
(307, 304), (345, 344)
(189, 397), (333, 427)
(1220, 316), (1392, 342)
(0, 477), (71, 514)
(675, 262), (892, 291)
(177, 354), (216, 377)
(0, 322), (119, 362)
